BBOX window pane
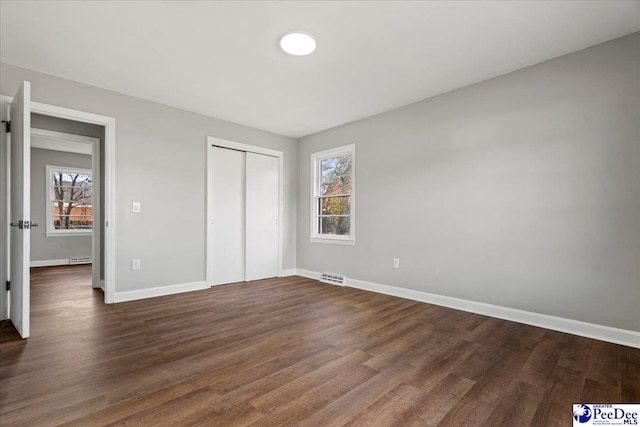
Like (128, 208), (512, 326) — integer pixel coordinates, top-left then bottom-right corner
(320, 216), (350, 235)
(52, 201), (93, 230)
(52, 202), (66, 216)
(320, 155), (352, 180)
(53, 203), (93, 215)
(50, 169), (93, 232)
(56, 172), (91, 185)
(320, 196), (350, 215)
(71, 205), (92, 216)
(321, 175), (352, 196)
(53, 186), (71, 201)
(69, 187), (92, 201)
(53, 184), (92, 202)
(312, 146), (354, 240)
(53, 215), (93, 230)
(69, 216), (93, 229)
(76, 174), (92, 185)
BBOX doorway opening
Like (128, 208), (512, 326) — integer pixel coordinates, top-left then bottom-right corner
(1, 82), (116, 339)
(29, 117), (104, 296)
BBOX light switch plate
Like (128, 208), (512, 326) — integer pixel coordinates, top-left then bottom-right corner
(132, 202), (141, 213)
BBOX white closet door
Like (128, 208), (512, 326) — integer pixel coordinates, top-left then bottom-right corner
(245, 152), (279, 281)
(210, 147), (245, 285)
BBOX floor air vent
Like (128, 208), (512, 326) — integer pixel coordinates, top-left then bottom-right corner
(70, 257), (92, 265)
(320, 273), (345, 285)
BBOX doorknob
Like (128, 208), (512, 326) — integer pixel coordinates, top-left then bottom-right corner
(9, 220), (36, 229)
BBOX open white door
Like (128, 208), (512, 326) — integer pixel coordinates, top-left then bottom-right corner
(9, 81), (31, 338)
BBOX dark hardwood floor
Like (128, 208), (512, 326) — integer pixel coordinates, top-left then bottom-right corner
(0, 265), (638, 426)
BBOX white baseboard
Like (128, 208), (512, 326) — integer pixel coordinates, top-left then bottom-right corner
(30, 259), (70, 267)
(295, 268), (322, 281)
(280, 268), (297, 277)
(296, 269), (640, 349)
(113, 281), (209, 303)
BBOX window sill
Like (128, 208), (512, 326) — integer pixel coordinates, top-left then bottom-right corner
(46, 231), (92, 237)
(310, 237), (355, 246)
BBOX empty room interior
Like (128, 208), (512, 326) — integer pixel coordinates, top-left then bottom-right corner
(0, 1), (639, 426)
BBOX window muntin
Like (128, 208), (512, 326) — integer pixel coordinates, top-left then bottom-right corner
(46, 165), (93, 235)
(311, 145), (355, 243)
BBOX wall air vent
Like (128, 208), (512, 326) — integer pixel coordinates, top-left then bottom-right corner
(320, 272), (345, 286)
(70, 257), (92, 265)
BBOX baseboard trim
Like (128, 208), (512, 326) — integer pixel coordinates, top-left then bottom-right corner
(30, 259), (70, 267)
(280, 268), (297, 277)
(296, 269), (640, 349)
(113, 281), (209, 303)
(295, 268), (322, 281)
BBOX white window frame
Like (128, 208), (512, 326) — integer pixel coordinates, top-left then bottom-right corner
(310, 144), (355, 245)
(45, 164), (93, 237)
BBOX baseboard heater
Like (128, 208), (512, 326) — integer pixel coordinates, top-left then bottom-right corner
(69, 257), (93, 265)
(320, 272), (345, 285)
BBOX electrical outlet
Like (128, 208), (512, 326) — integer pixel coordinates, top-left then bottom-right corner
(132, 259), (141, 271)
(393, 258), (400, 269)
(132, 202), (141, 213)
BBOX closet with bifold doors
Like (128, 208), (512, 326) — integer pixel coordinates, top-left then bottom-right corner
(209, 145), (279, 285)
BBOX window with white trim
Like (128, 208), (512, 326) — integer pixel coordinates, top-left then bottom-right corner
(311, 144), (355, 244)
(45, 165), (93, 236)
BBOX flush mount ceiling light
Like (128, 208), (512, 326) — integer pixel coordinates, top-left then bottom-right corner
(280, 32), (316, 56)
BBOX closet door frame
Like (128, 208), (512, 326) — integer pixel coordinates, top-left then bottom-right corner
(206, 136), (284, 286)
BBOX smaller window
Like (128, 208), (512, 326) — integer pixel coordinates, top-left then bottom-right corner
(45, 165), (93, 237)
(310, 144), (355, 244)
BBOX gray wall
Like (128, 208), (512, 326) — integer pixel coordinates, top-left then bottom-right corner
(1, 62), (297, 293)
(297, 32), (640, 331)
(30, 148), (92, 262)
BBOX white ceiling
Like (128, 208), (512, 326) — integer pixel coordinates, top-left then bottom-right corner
(1, 1), (639, 138)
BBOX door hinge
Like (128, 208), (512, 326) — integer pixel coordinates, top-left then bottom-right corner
(2, 120), (10, 133)
(5, 281), (9, 291)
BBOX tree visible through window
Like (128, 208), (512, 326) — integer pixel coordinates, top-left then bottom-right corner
(311, 144), (355, 242)
(47, 166), (93, 233)
(319, 155), (352, 234)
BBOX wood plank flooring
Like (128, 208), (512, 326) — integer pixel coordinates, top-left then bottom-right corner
(0, 265), (638, 426)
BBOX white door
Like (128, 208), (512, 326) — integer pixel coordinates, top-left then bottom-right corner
(245, 153), (279, 281)
(9, 81), (31, 339)
(210, 146), (245, 285)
